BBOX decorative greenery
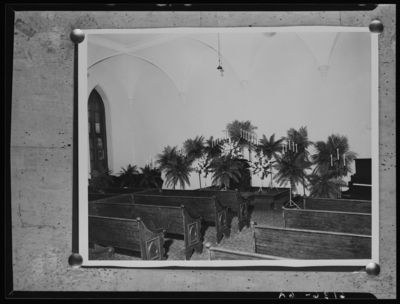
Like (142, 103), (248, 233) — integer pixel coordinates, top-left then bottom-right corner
(283, 126), (313, 196)
(118, 164), (139, 188)
(311, 134), (357, 177)
(226, 119), (258, 150)
(138, 165), (161, 189)
(307, 170), (347, 198)
(209, 152), (244, 191)
(89, 168), (114, 193)
(183, 135), (205, 165)
(274, 152), (310, 194)
(156, 145), (194, 190)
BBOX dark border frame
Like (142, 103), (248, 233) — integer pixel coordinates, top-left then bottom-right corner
(5, 3), (382, 299)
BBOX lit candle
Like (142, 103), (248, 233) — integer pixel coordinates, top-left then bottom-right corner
(337, 149), (339, 160)
(330, 155), (333, 167)
(295, 144), (298, 152)
(292, 142), (294, 151)
(282, 145), (284, 154)
(288, 140), (291, 150)
(343, 154), (346, 166)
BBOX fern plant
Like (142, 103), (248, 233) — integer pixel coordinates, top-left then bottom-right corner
(89, 168), (114, 193)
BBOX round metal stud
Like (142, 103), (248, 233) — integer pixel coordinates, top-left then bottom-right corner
(70, 29), (85, 44)
(366, 262), (380, 276)
(369, 20), (384, 34)
(68, 253), (83, 268)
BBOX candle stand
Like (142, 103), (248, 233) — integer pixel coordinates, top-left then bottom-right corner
(282, 141), (301, 209)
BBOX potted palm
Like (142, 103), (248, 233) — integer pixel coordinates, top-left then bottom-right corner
(118, 164), (139, 188)
(138, 165), (163, 189)
(311, 134), (357, 198)
(209, 139), (244, 190)
(89, 168), (114, 193)
(156, 146), (194, 190)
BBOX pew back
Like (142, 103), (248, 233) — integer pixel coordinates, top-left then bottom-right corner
(205, 243), (291, 260)
(304, 197), (371, 213)
(253, 225), (371, 259)
(89, 215), (165, 260)
(284, 209), (371, 235)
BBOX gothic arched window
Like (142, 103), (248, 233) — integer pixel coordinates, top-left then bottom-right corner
(88, 89), (108, 173)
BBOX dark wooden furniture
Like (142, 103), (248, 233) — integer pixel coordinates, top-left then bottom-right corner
(283, 209), (371, 235)
(131, 193), (230, 243)
(88, 193), (122, 202)
(205, 243), (290, 260)
(89, 201), (203, 260)
(89, 215), (166, 260)
(102, 187), (150, 194)
(253, 225), (371, 259)
(240, 187), (290, 210)
(140, 189), (250, 231)
(304, 197), (371, 214)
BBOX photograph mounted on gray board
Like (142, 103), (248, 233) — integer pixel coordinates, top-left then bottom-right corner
(75, 26), (380, 268)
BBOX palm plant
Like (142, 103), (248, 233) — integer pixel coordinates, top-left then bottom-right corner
(209, 154), (243, 190)
(183, 135), (205, 165)
(163, 155), (194, 190)
(284, 126), (314, 196)
(118, 164), (139, 188)
(203, 136), (221, 160)
(155, 145), (178, 171)
(183, 135), (206, 188)
(311, 134), (357, 198)
(311, 134), (357, 177)
(257, 133), (284, 190)
(138, 165), (161, 189)
(89, 168), (114, 193)
(307, 170), (348, 198)
(273, 153), (310, 195)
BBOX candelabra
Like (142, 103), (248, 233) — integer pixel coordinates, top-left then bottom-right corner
(282, 140), (300, 209)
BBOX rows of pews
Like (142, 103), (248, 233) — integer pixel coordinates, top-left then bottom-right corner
(88, 187), (250, 260)
(88, 187), (372, 261)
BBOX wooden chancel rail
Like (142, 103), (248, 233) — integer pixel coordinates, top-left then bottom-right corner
(132, 193), (230, 243)
(88, 215), (166, 260)
(205, 243), (291, 260)
(89, 202), (203, 260)
(253, 225), (371, 259)
(140, 189), (250, 231)
(283, 209), (372, 235)
(304, 197), (372, 214)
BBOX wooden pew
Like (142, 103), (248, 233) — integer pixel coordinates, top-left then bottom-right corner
(88, 193), (122, 202)
(103, 187), (150, 194)
(283, 209), (371, 235)
(131, 193), (230, 244)
(89, 202), (203, 260)
(89, 215), (166, 260)
(253, 225), (371, 259)
(304, 197), (371, 213)
(140, 189), (250, 231)
(89, 193), (134, 204)
(204, 242), (291, 260)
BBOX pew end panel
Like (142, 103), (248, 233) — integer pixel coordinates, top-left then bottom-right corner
(181, 205), (203, 260)
(212, 196), (230, 244)
(137, 217), (166, 261)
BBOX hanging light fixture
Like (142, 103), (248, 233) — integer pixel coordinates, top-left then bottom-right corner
(217, 33), (224, 77)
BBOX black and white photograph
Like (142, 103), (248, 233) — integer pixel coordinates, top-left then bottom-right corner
(78, 27), (379, 267)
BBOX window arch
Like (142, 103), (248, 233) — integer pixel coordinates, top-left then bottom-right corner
(88, 88), (108, 173)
